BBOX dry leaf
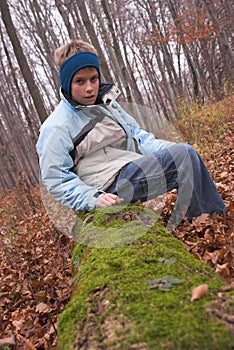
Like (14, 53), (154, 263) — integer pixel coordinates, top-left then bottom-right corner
(35, 302), (51, 314)
(220, 282), (234, 292)
(0, 335), (16, 345)
(12, 319), (24, 332)
(215, 263), (230, 277)
(191, 284), (209, 302)
(17, 334), (37, 350)
(193, 213), (210, 225)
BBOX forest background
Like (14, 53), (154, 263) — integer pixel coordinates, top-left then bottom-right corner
(0, 0), (233, 191)
(0, 0), (234, 348)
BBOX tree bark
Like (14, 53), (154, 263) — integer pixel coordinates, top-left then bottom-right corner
(0, 0), (48, 123)
(77, 1), (113, 83)
(203, 0), (234, 81)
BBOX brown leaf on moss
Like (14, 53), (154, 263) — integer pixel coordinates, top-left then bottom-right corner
(191, 284), (209, 301)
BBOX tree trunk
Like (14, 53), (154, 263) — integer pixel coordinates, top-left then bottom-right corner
(0, 0), (48, 123)
(203, 0), (234, 81)
(77, 1), (113, 83)
(0, 29), (38, 143)
(57, 206), (233, 350)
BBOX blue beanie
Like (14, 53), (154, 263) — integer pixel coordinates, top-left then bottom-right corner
(59, 52), (100, 96)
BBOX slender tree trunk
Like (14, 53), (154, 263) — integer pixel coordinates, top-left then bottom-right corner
(166, 0), (203, 100)
(225, 0), (234, 35)
(0, 29), (38, 142)
(76, 1), (113, 83)
(203, 0), (234, 81)
(117, 19), (145, 105)
(54, 0), (74, 39)
(0, 0), (48, 123)
(90, 0), (132, 101)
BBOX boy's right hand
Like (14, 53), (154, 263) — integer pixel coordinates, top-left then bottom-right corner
(96, 193), (124, 208)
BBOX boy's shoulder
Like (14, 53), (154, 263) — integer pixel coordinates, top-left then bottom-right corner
(41, 99), (75, 129)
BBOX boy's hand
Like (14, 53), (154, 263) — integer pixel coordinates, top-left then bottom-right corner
(96, 193), (124, 208)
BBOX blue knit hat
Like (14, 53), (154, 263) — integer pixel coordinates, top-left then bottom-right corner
(59, 52), (100, 96)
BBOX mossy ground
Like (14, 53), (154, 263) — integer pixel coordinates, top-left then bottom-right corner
(58, 206), (234, 350)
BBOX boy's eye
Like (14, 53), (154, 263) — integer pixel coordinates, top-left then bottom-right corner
(91, 76), (98, 82)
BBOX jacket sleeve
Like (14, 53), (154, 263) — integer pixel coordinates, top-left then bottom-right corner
(36, 124), (104, 212)
(112, 102), (176, 154)
(131, 122), (176, 155)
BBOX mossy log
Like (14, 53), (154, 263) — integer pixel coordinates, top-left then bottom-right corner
(58, 205), (234, 350)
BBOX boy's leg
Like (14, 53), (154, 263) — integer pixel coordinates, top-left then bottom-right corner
(106, 143), (227, 227)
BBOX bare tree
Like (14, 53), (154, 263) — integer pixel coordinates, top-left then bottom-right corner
(75, 1), (113, 83)
(0, 0), (47, 123)
(203, 0), (234, 81)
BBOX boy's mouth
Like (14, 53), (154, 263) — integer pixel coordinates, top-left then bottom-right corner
(85, 95), (95, 100)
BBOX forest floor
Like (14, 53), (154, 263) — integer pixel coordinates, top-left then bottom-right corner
(0, 95), (233, 349)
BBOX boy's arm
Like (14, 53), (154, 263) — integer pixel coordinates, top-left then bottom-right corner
(36, 125), (104, 212)
(131, 124), (176, 154)
(113, 103), (176, 154)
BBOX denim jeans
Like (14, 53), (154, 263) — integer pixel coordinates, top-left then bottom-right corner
(106, 143), (227, 228)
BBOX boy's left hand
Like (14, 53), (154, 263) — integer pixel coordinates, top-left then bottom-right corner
(96, 193), (124, 208)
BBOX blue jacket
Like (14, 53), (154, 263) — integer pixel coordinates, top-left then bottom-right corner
(36, 85), (174, 211)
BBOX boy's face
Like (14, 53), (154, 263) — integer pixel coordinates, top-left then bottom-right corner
(71, 67), (99, 105)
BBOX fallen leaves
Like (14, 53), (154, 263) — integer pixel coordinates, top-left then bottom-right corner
(35, 303), (51, 314)
(206, 292), (234, 336)
(172, 209), (234, 283)
(162, 120), (234, 284)
(191, 284), (209, 302)
(0, 334), (16, 346)
(0, 196), (72, 349)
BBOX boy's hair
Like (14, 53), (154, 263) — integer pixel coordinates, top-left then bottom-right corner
(54, 40), (98, 67)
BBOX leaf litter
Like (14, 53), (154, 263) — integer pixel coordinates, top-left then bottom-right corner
(145, 118), (234, 285)
(0, 195), (72, 349)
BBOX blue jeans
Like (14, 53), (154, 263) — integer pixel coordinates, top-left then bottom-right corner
(106, 144), (227, 228)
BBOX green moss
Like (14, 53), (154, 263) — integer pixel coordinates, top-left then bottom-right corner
(72, 205), (160, 248)
(58, 206), (233, 350)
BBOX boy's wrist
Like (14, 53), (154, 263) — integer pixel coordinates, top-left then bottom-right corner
(93, 190), (105, 198)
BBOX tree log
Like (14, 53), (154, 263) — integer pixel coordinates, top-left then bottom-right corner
(58, 205), (234, 350)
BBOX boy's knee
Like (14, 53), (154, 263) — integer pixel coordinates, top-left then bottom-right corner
(176, 143), (199, 159)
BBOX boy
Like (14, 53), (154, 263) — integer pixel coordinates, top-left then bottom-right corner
(36, 40), (226, 227)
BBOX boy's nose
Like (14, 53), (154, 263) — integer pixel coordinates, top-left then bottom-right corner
(85, 81), (93, 92)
